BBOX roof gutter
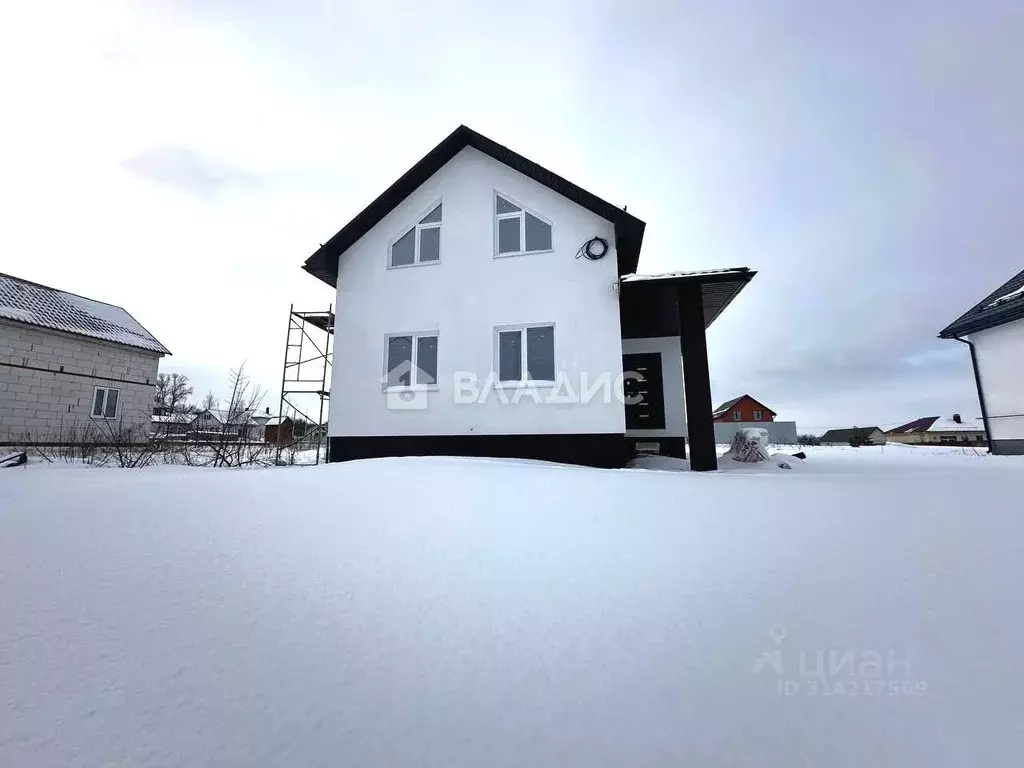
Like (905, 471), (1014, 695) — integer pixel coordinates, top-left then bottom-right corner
(952, 335), (993, 453)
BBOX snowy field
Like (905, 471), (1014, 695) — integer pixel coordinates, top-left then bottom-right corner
(1, 446), (1022, 766)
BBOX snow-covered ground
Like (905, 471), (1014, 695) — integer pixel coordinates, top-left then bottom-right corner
(1, 447), (1022, 766)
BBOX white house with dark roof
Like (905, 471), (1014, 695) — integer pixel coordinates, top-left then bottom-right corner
(301, 126), (756, 470)
(886, 415), (987, 446)
(0, 273), (169, 444)
(940, 267), (1024, 455)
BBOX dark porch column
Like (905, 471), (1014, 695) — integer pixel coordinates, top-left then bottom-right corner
(677, 283), (718, 471)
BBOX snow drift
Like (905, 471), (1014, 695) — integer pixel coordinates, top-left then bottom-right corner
(1, 450), (1022, 766)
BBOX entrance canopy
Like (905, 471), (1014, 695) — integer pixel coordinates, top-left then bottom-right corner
(619, 268), (755, 338)
(619, 267), (756, 471)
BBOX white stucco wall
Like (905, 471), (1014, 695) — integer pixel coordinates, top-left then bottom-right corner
(970, 316), (1024, 442)
(621, 336), (686, 438)
(329, 147), (625, 437)
(0, 319), (161, 443)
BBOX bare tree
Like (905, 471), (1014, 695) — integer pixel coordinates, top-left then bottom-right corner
(155, 372), (194, 414)
(200, 391), (219, 411)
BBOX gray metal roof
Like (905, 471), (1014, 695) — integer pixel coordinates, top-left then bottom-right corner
(939, 267), (1024, 338)
(0, 273), (169, 355)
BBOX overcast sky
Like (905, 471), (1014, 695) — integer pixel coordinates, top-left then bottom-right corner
(2, 1), (1021, 433)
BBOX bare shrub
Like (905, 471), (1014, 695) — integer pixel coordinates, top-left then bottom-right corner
(17, 414), (165, 468)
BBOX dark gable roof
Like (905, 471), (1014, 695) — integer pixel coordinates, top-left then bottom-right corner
(713, 396), (744, 414)
(712, 393), (777, 416)
(820, 427), (882, 442)
(887, 417), (938, 435)
(939, 267), (1024, 338)
(302, 125), (646, 286)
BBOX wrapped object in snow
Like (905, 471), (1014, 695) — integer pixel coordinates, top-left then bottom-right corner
(726, 428), (772, 463)
(0, 452), (27, 468)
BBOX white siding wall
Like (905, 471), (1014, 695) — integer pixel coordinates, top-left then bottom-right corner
(621, 336), (686, 438)
(970, 317), (1024, 442)
(329, 147), (624, 437)
(0, 319), (160, 443)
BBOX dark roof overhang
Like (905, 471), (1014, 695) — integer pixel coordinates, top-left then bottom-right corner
(619, 267), (756, 338)
(939, 267), (1024, 338)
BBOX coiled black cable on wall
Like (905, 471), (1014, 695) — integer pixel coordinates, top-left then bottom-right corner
(575, 237), (609, 261)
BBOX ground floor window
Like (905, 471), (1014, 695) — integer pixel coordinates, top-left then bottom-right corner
(91, 387), (120, 418)
(496, 324), (555, 383)
(385, 332), (438, 387)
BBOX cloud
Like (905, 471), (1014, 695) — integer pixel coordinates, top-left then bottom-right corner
(3, 0), (1023, 429)
(122, 146), (261, 198)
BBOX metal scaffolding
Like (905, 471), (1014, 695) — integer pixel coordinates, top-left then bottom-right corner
(276, 305), (333, 464)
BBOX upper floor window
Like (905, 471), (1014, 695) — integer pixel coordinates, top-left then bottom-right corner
(752, 409), (763, 420)
(495, 194), (552, 257)
(732, 410), (742, 421)
(389, 202), (442, 268)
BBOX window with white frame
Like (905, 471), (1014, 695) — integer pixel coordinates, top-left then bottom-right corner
(494, 194), (552, 256)
(496, 325), (555, 383)
(385, 332), (438, 388)
(752, 409), (763, 420)
(91, 387), (120, 418)
(389, 202), (442, 267)
(732, 410), (742, 420)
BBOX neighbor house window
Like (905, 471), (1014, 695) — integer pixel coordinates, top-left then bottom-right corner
(496, 325), (555, 383)
(91, 387), (120, 418)
(752, 409), (763, 420)
(732, 410), (742, 420)
(389, 202), (442, 267)
(940, 435), (957, 443)
(495, 194), (552, 256)
(385, 332), (438, 387)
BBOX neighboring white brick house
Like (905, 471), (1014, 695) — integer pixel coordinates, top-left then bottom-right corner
(0, 274), (168, 444)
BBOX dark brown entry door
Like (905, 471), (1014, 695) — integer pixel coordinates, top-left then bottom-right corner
(623, 353), (666, 430)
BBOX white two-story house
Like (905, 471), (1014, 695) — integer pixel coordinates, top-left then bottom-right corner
(303, 126), (755, 470)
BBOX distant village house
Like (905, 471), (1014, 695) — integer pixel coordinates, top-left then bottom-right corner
(886, 414), (986, 446)
(711, 394), (798, 444)
(820, 427), (887, 446)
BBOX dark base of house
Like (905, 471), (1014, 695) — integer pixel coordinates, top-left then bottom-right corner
(991, 438), (1024, 456)
(328, 434), (688, 468)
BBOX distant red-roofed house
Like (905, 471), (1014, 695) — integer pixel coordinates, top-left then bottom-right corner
(712, 394), (776, 423)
